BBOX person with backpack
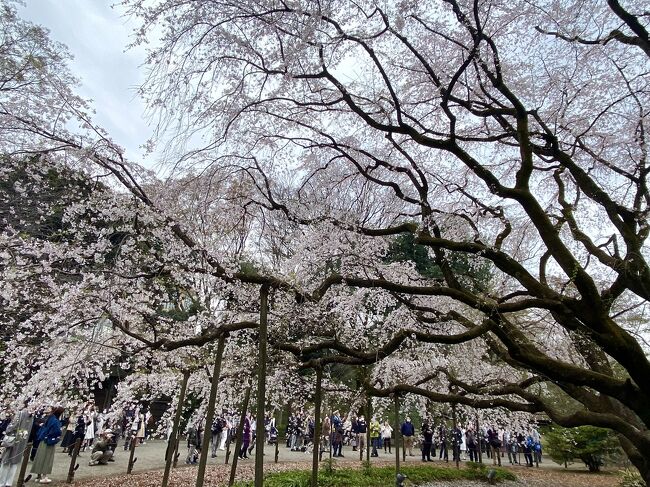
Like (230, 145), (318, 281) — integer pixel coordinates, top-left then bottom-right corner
(523, 434), (534, 467)
(31, 406), (64, 484)
(185, 424), (200, 464)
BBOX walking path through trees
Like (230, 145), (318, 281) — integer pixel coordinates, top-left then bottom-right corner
(38, 440), (619, 487)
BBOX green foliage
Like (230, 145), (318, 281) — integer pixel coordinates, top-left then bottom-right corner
(620, 469), (645, 487)
(232, 464), (516, 487)
(544, 425), (621, 472)
(385, 233), (491, 292)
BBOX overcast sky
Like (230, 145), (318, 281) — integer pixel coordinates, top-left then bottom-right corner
(20, 1), (153, 164)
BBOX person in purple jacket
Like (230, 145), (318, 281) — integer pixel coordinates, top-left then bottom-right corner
(239, 414), (251, 459)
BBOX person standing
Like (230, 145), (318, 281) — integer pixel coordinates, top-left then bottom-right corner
(332, 423), (344, 457)
(381, 421), (393, 454)
(465, 428), (478, 462)
(185, 424), (200, 464)
(452, 425), (463, 462)
(400, 417), (415, 457)
(59, 412), (75, 454)
(487, 428), (502, 466)
(211, 416), (223, 458)
(420, 418), (433, 462)
(68, 411), (86, 456)
(82, 406), (96, 451)
(136, 410), (146, 446)
(349, 416), (358, 451)
(29, 409), (46, 462)
(370, 417), (381, 457)
(240, 414), (251, 459)
(356, 415), (367, 457)
(438, 423), (448, 462)
(248, 415), (256, 456)
(31, 406), (64, 484)
(523, 434), (534, 467)
(219, 416), (230, 451)
(0, 402), (33, 487)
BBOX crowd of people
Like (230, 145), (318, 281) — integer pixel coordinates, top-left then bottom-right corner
(0, 400), (543, 485)
(0, 402), (154, 485)
(262, 409), (543, 467)
(181, 412), (278, 464)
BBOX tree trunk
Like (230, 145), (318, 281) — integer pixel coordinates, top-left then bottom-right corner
(196, 335), (226, 487)
(393, 393), (400, 476)
(162, 370), (190, 487)
(229, 384), (252, 487)
(255, 284), (269, 487)
(311, 367), (323, 487)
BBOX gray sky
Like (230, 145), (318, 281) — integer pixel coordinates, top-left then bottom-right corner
(21, 1), (153, 164)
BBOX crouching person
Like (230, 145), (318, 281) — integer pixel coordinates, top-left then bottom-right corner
(89, 430), (115, 466)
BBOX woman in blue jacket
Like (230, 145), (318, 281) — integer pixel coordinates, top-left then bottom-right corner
(31, 406), (64, 484)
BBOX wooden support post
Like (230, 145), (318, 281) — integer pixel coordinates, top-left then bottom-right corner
(356, 405), (362, 462)
(274, 408), (282, 463)
(162, 369), (190, 487)
(366, 396), (371, 465)
(452, 405), (459, 469)
(173, 440), (180, 468)
(228, 384), (252, 487)
(66, 437), (83, 483)
(311, 367), (323, 487)
(254, 284), (269, 487)
(127, 431), (138, 474)
(329, 407), (334, 471)
(225, 427), (232, 465)
(476, 416), (483, 464)
(196, 335), (227, 487)
(15, 442), (32, 487)
(393, 393), (400, 476)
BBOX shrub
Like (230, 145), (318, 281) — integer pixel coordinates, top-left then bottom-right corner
(620, 469), (645, 487)
(544, 425), (621, 472)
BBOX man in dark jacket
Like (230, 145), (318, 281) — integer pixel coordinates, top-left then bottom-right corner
(439, 424), (449, 462)
(421, 418), (433, 462)
(400, 417), (415, 456)
(356, 415), (367, 456)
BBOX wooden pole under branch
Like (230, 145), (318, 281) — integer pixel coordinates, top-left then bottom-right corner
(254, 284), (269, 487)
(162, 369), (190, 487)
(393, 393), (400, 476)
(196, 335), (227, 487)
(228, 383), (252, 487)
(311, 366), (323, 487)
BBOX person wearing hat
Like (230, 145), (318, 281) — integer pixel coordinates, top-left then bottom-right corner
(400, 417), (415, 457)
(88, 430), (114, 466)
